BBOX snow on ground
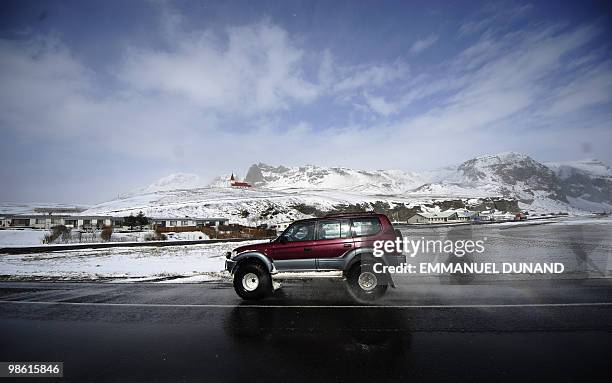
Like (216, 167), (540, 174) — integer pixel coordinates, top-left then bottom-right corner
(164, 231), (210, 240)
(79, 186), (444, 226)
(0, 229), (49, 247)
(547, 216), (612, 226)
(1, 218), (610, 282)
(106, 231), (149, 242)
(518, 192), (587, 215)
(80, 184), (599, 230)
(566, 197), (612, 212)
(0, 240), (266, 281)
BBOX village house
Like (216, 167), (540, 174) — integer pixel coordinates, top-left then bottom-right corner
(273, 221), (293, 234)
(150, 217), (229, 230)
(1, 215), (228, 231)
(407, 209), (478, 224)
(453, 208), (478, 221)
(475, 210), (494, 221)
(0, 215), (114, 229)
(492, 211), (517, 221)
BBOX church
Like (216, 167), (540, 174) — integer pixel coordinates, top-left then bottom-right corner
(229, 174), (252, 188)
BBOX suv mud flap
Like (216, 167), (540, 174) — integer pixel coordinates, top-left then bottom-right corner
(379, 270), (396, 288)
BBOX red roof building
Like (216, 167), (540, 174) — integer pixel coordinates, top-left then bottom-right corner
(229, 173), (251, 188)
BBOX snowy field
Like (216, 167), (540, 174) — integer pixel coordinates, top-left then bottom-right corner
(78, 185), (596, 229)
(0, 240), (267, 282)
(0, 229), (49, 247)
(0, 218), (610, 283)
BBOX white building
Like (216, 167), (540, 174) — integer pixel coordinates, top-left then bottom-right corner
(150, 217), (228, 229)
(1, 215), (228, 230)
(476, 210), (494, 221)
(408, 212), (452, 224)
(273, 221), (292, 234)
(1, 215), (113, 229)
(492, 212), (517, 221)
(407, 209), (478, 224)
(453, 208), (478, 222)
(476, 210), (516, 221)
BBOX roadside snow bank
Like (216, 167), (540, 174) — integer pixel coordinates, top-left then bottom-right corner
(0, 240), (265, 281)
(0, 229), (49, 247)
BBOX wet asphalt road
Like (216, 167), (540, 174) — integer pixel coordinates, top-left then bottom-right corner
(0, 278), (611, 382)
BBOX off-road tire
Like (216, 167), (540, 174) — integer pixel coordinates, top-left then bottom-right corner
(346, 263), (388, 302)
(233, 262), (272, 300)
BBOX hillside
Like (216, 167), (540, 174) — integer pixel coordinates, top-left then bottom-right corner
(241, 163), (424, 194)
(545, 159), (612, 211)
(77, 152), (612, 223)
(120, 173), (206, 198)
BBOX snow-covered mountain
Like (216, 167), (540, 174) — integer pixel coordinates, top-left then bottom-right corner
(545, 159), (612, 210)
(242, 163), (423, 194)
(240, 154), (610, 201)
(444, 152), (565, 202)
(79, 152), (612, 222)
(234, 153), (610, 212)
(120, 173), (206, 198)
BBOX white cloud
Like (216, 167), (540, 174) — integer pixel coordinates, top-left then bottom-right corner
(409, 34), (439, 54)
(458, 3), (534, 37)
(332, 61), (408, 92)
(0, 36), (96, 137)
(363, 92), (398, 117)
(539, 60), (612, 118)
(389, 22), (608, 137)
(119, 21), (319, 115)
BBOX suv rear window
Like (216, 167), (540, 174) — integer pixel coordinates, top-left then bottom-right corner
(351, 217), (381, 237)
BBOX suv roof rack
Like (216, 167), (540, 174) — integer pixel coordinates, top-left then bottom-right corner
(323, 211), (379, 218)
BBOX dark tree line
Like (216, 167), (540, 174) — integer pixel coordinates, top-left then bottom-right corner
(123, 211), (149, 229)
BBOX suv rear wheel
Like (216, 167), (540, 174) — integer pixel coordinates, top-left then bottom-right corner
(233, 262), (272, 300)
(346, 263), (388, 302)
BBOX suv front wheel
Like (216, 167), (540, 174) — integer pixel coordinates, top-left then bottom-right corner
(233, 262), (272, 300)
(346, 263), (388, 302)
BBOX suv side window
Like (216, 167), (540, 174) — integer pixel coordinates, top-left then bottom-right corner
(317, 219), (351, 240)
(282, 221), (316, 242)
(351, 217), (381, 237)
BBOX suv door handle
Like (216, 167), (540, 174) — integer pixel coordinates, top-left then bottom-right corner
(304, 247), (312, 252)
(343, 244), (352, 248)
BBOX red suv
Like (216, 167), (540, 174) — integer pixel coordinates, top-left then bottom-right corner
(225, 213), (404, 301)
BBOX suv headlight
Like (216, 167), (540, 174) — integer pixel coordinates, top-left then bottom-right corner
(225, 250), (239, 259)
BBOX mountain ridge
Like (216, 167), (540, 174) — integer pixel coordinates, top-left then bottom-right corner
(102, 152), (611, 221)
(230, 152), (611, 210)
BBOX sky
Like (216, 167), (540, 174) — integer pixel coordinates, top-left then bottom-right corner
(0, 0), (611, 204)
